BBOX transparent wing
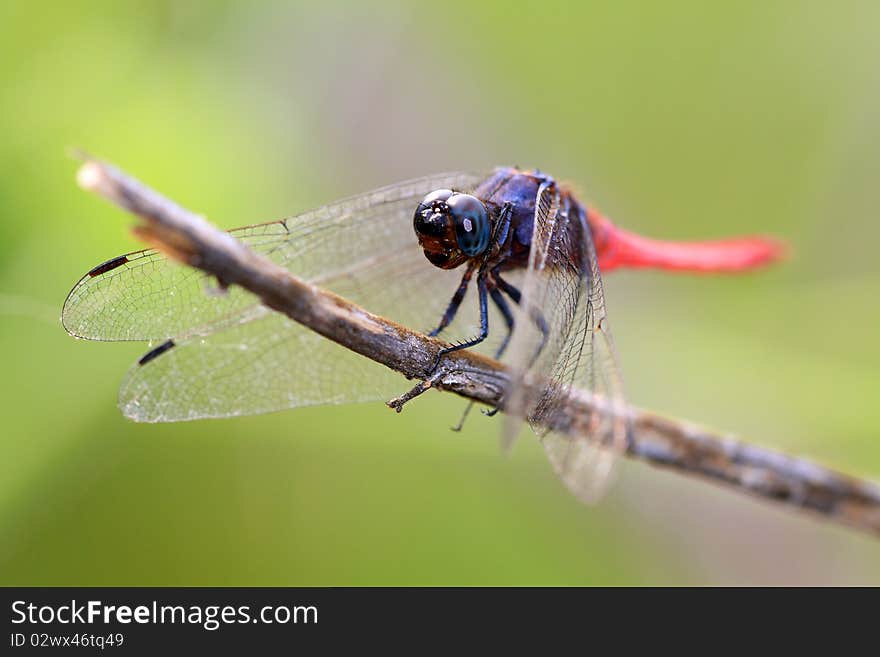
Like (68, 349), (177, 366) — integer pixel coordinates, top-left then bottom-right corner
(65, 171), (529, 422)
(119, 307), (416, 422)
(501, 181), (628, 503)
(63, 172), (484, 342)
(118, 259), (520, 422)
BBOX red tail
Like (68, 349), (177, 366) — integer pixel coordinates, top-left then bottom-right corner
(587, 209), (786, 274)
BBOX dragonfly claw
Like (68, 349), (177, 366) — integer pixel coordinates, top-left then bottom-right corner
(428, 349), (444, 376)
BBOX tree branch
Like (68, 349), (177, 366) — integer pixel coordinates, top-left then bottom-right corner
(75, 156), (880, 538)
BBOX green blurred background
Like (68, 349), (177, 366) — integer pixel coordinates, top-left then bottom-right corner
(2, 0), (879, 585)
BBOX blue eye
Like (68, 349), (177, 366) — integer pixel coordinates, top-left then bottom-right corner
(447, 193), (490, 256)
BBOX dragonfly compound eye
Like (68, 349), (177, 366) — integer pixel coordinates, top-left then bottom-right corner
(447, 193), (490, 257)
(413, 189), (472, 269)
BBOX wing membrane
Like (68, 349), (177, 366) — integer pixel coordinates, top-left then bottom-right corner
(501, 181), (628, 502)
(119, 308), (414, 422)
(63, 173), (483, 342)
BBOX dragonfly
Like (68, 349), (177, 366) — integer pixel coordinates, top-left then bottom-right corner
(63, 167), (783, 501)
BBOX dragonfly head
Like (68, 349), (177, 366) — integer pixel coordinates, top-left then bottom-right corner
(413, 189), (490, 269)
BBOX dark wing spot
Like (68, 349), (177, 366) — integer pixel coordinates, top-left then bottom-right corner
(87, 255), (129, 277)
(138, 339), (176, 366)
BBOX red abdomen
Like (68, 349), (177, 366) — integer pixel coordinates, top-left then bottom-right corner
(586, 208), (786, 274)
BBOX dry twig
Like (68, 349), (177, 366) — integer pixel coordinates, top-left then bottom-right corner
(75, 156), (880, 537)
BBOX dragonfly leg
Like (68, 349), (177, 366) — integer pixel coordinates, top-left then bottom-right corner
(489, 284), (515, 361)
(430, 269), (489, 372)
(452, 279), (515, 430)
(428, 203), (511, 341)
(428, 264), (475, 337)
(531, 308), (550, 363)
(495, 274), (548, 362)
(495, 273), (521, 303)
(450, 401), (477, 432)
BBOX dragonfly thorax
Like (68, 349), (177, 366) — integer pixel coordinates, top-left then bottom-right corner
(413, 189), (490, 269)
